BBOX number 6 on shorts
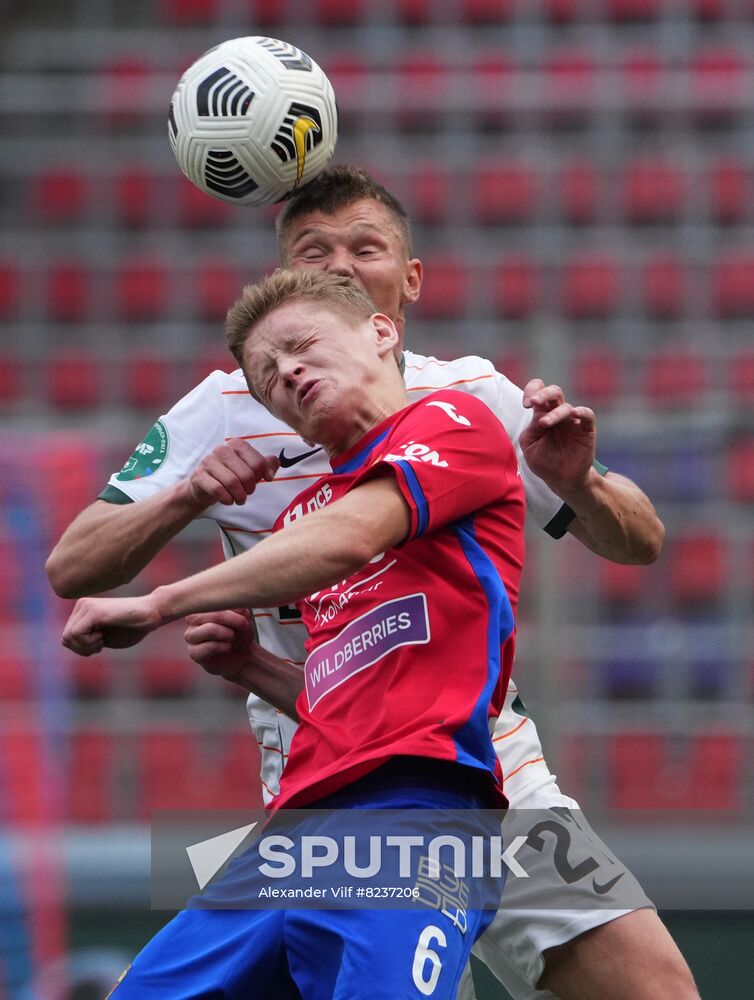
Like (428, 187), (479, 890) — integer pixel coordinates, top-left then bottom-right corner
(411, 925), (447, 996)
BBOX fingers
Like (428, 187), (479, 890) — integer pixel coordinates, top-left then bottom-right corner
(523, 381), (565, 412)
(184, 609), (250, 629)
(62, 598), (104, 656)
(537, 402), (595, 428)
(190, 440), (279, 506)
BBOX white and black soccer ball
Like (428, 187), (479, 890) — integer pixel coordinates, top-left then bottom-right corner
(169, 37), (338, 207)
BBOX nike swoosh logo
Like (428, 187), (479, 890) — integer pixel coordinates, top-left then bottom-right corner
(293, 116), (320, 182)
(592, 872), (625, 895)
(278, 447), (323, 468)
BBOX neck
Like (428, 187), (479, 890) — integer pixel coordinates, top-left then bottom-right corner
(323, 380), (409, 459)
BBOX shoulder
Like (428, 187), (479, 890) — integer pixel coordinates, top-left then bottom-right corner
(403, 350), (496, 386)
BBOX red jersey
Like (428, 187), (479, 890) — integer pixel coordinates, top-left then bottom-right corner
(271, 389), (526, 810)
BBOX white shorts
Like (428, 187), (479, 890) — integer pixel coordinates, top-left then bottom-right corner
(459, 776), (655, 1000)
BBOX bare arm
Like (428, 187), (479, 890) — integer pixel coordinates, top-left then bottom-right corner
(183, 609), (303, 721)
(61, 473), (411, 655)
(45, 440), (279, 598)
(520, 379), (664, 565)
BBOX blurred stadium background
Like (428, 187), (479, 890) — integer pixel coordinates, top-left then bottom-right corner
(1, 0), (753, 997)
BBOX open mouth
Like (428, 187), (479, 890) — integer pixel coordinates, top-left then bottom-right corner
(297, 379), (321, 406)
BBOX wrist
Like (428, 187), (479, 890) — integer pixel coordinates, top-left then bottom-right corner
(552, 464), (604, 510)
(151, 584), (185, 626)
(174, 477), (211, 517)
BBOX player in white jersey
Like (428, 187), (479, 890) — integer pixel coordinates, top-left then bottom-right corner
(47, 166), (697, 1000)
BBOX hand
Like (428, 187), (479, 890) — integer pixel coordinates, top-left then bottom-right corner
(184, 608), (257, 681)
(62, 595), (163, 656)
(187, 439), (279, 510)
(519, 379), (597, 495)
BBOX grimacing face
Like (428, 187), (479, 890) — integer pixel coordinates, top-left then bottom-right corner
(242, 299), (400, 451)
(281, 199), (422, 341)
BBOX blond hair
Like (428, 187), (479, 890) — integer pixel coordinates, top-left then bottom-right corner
(225, 269), (377, 370)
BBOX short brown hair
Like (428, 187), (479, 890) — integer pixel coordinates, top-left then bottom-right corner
(276, 164), (412, 260)
(225, 269), (377, 372)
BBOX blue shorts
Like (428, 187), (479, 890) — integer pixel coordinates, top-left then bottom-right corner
(112, 760), (504, 999)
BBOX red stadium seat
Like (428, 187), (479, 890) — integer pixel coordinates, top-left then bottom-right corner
(115, 168), (156, 229)
(138, 728), (261, 814)
(726, 438), (754, 502)
(46, 354), (103, 411)
(323, 55), (369, 110)
(395, 54), (448, 130)
(0, 262), (20, 319)
(490, 349), (532, 393)
(471, 161), (538, 226)
(195, 261), (247, 322)
(160, 0), (219, 24)
(693, 0), (724, 19)
(315, 0), (366, 25)
(124, 354), (173, 411)
(711, 252), (754, 317)
(414, 258), (468, 319)
(608, 731), (742, 812)
(668, 531), (727, 606)
(622, 158), (686, 224)
(600, 561), (651, 605)
(641, 254), (686, 319)
(69, 732), (115, 822)
(644, 349), (707, 407)
(31, 170), (88, 224)
(727, 348), (754, 401)
(394, 0), (432, 24)
(491, 257), (539, 319)
(707, 158), (749, 225)
(569, 345), (623, 405)
(67, 651), (114, 699)
(0, 654), (30, 700)
(620, 49), (664, 125)
(690, 47), (745, 126)
(558, 159), (600, 225)
(115, 260), (170, 322)
(460, 0), (515, 24)
(100, 58), (152, 126)
(247, 0), (286, 25)
(607, 0), (661, 19)
(409, 165), (453, 226)
(543, 50), (597, 126)
(543, 0), (578, 23)
(177, 175), (234, 228)
(561, 253), (621, 319)
(138, 655), (194, 698)
(0, 354), (22, 406)
(46, 264), (90, 323)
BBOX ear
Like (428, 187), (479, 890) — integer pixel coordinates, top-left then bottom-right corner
(402, 258), (423, 306)
(371, 313), (400, 357)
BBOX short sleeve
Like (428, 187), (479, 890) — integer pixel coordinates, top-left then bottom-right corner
(352, 390), (523, 542)
(98, 371), (229, 505)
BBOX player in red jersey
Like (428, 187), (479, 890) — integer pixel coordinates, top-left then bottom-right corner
(62, 268), (532, 997)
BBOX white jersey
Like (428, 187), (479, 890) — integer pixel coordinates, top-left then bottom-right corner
(104, 351), (571, 804)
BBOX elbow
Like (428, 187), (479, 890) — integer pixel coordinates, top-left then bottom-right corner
(633, 513), (665, 566)
(45, 546), (130, 599)
(45, 548), (81, 599)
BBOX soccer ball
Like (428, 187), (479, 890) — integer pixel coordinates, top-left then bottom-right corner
(169, 36), (338, 207)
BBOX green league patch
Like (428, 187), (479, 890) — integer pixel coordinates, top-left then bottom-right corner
(116, 419), (169, 481)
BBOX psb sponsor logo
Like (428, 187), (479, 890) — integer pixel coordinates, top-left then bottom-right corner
(283, 482), (333, 526)
(384, 441), (448, 468)
(116, 420), (169, 481)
